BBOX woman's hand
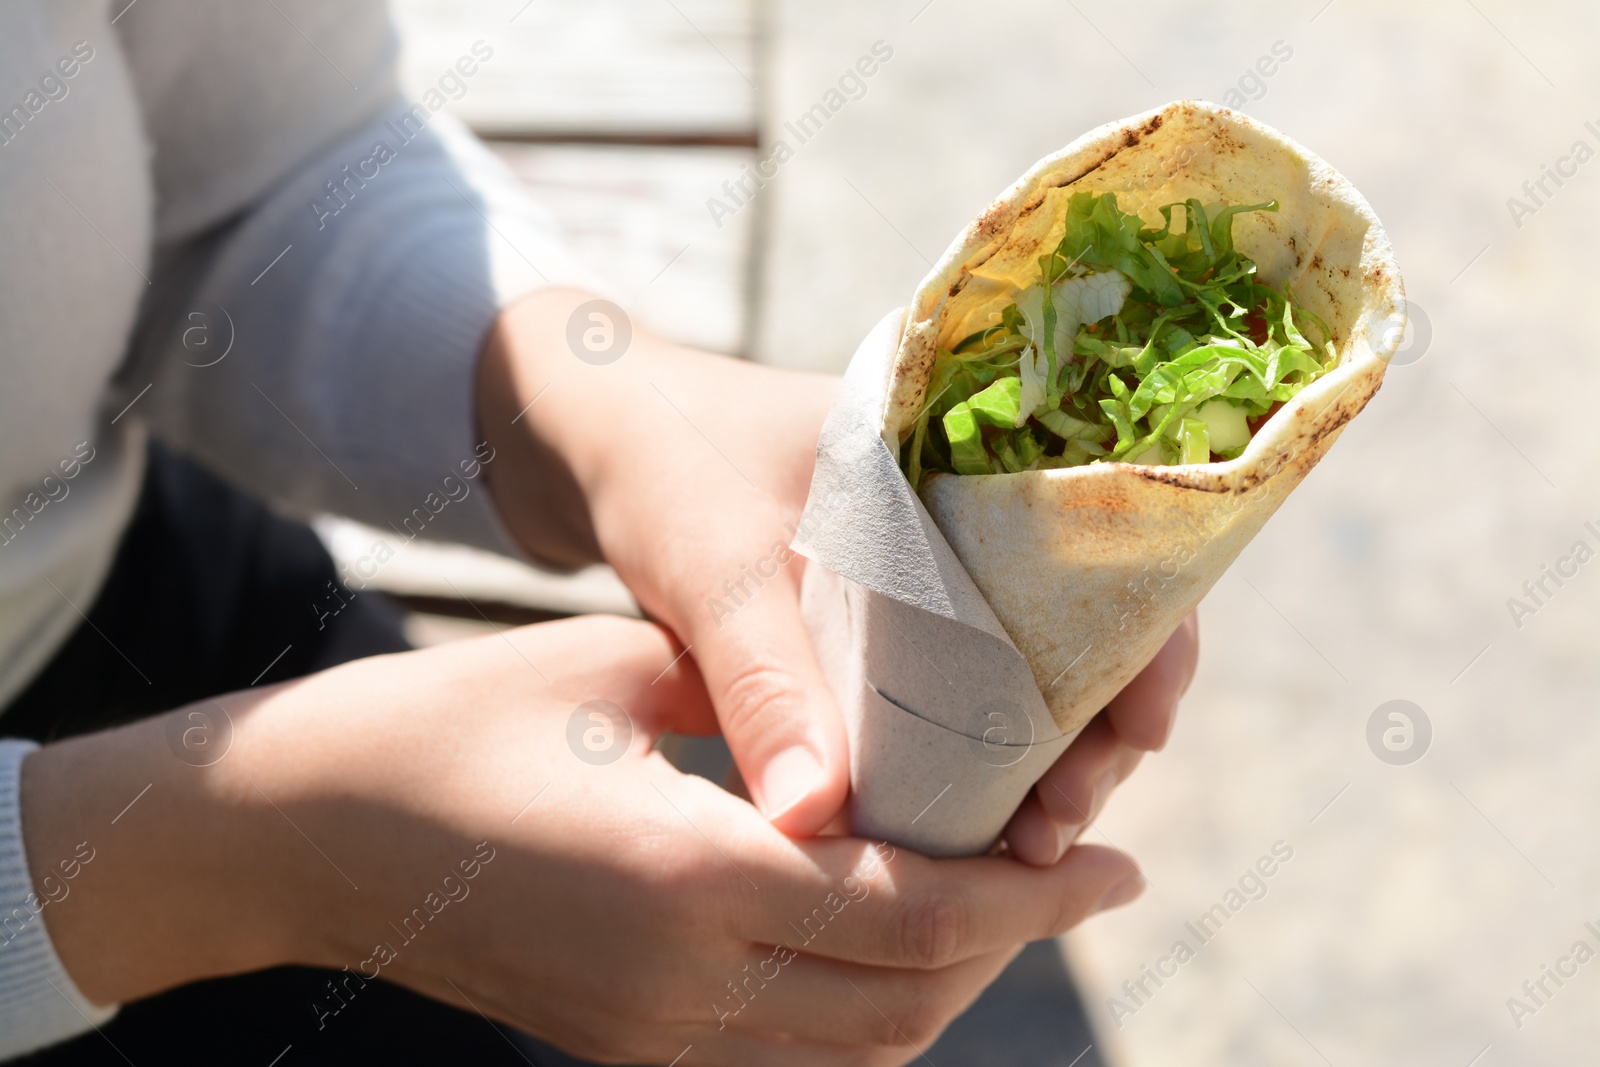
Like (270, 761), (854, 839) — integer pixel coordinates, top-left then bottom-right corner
(23, 616), (1145, 1065)
(479, 290), (850, 834)
(478, 291), (1202, 860)
(1002, 612), (1200, 866)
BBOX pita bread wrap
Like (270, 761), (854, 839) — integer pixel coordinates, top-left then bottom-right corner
(794, 100), (1404, 857)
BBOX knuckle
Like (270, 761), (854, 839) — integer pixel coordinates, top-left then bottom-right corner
(894, 889), (970, 970)
(716, 660), (803, 737)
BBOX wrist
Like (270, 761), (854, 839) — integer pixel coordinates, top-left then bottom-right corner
(476, 288), (611, 568)
(476, 287), (728, 568)
(474, 286), (838, 632)
(18, 695), (325, 1004)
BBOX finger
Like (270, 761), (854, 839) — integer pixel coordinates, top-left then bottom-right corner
(1003, 614), (1200, 864)
(1000, 790), (1061, 868)
(1104, 611), (1199, 751)
(688, 566), (850, 835)
(516, 616), (720, 738)
(624, 627), (723, 738)
(1003, 716), (1145, 866)
(427, 931), (917, 1067)
(740, 837), (1142, 969)
(719, 945), (1017, 1049)
(1037, 716), (1144, 827)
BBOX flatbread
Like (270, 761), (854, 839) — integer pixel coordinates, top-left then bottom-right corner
(883, 100), (1404, 732)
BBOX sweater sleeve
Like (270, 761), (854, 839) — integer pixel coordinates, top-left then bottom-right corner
(0, 4), (608, 1057)
(0, 741), (117, 1059)
(115, 0), (609, 554)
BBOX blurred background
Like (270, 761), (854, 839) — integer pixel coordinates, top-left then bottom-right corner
(329, 2), (1600, 1063)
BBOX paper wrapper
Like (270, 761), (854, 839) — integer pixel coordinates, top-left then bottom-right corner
(793, 101), (1404, 857)
(794, 310), (1078, 858)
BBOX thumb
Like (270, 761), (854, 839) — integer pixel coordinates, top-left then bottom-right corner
(688, 568), (849, 835)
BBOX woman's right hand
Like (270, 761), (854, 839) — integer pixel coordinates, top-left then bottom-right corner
(23, 616), (1143, 1066)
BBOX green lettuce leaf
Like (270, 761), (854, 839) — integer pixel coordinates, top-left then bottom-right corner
(901, 191), (1335, 487)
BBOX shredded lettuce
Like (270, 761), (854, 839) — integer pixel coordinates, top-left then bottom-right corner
(901, 191), (1336, 487)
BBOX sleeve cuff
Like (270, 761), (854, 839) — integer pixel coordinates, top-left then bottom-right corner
(0, 740), (118, 1060)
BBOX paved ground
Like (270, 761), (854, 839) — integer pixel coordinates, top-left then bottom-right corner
(756, 2), (1600, 1064)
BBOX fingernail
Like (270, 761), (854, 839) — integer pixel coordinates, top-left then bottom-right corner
(758, 746), (824, 819)
(1052, 821), (1084, 864)
(1089, 768), (1118, 822)
(1095, 875), (1145, 912)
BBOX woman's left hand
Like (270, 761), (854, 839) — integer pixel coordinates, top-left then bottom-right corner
(1002, 612), (1200, 866)
(478, 289), (850, 837)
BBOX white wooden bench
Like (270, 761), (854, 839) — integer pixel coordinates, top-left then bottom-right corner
(320, 0), (757, 633)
